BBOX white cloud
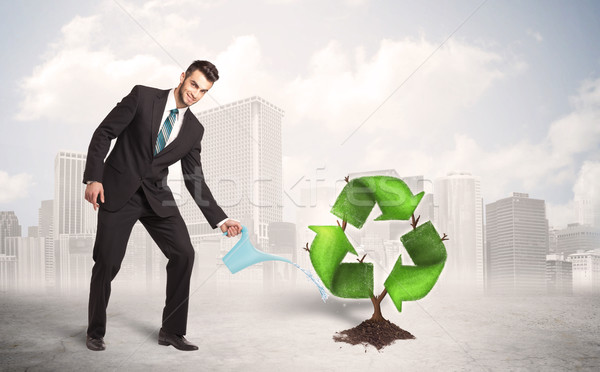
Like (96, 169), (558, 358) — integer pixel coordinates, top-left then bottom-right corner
(0, 171), (33, 203)
(285, 37), (504, 139)
(547, 79), (600, 159)
(16, 49), (176, 123)
(276, 36), (514, 204)
(547, 161), (600, 229)
(574, 161), (600, 201)
(14, 0), (220, 124)
(339, 76), (600, 209)
(208, 35), (279, 105)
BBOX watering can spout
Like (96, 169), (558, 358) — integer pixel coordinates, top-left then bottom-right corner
(222, 225), (291, 274)
(222, 225), (329, 302)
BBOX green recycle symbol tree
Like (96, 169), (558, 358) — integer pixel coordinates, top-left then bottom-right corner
(307, 176), (448, 322)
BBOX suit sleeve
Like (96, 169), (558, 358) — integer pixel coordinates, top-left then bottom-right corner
(181, 142), (228, 229)
(82, 85), (139, 184)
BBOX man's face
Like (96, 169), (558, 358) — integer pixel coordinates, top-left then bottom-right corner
(176, 69), (213, 108)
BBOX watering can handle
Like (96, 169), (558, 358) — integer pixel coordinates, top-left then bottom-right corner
(223, 225), (247, 237)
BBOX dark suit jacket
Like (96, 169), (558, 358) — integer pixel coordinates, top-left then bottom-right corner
(83, 85), (227, 228)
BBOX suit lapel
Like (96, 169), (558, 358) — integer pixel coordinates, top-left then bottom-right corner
(151, 90), (170, 155)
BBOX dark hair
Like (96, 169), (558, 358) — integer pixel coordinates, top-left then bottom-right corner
(185, 60), (219, 83)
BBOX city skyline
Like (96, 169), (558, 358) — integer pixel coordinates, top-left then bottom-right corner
(2, 169), (600, 294)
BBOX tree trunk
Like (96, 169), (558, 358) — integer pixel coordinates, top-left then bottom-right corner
(369, 289), (387, 322)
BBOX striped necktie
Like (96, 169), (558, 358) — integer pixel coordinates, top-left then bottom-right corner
(154, 108), (178, 155)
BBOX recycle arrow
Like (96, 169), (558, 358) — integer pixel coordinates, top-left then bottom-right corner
(330, 176), (425, 229)
(384, 221), (447, 311)
(308, 225), (373, 298)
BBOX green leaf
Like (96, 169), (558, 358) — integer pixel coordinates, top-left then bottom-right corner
(308, 225), (372, 298)
(384, 221), (447, 311)
(331, 176), (424, 228)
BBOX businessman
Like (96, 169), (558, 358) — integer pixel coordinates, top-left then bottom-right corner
(83, 60), (241, 351)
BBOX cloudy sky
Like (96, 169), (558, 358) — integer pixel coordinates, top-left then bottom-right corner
(1, 0), (599, 231)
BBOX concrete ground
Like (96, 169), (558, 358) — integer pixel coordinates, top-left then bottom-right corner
(1, 278), (599, 372)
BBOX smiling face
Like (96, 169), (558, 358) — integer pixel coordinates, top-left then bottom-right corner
(174, 69), (213, 108)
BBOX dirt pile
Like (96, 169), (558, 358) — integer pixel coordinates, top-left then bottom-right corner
(333, 319), (415, 350)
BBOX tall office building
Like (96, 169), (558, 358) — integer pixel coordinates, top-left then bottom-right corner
(0, 254), (17, 292)
(575, 199), (598, 227)
(434, 172), (484, 292)
(54, 151), (97, 290)
(546, 253), (572, 295)
(54, 151), (96, 240)
(0, 211), (22, 255)
(56, 234), (95, 292)
(548, 228), (559, 254)
(574, 165), (600, 227)
(38, 200), (54, 287)
(5, 237), (45, 291)
(28, 226), (39, 238)
(179, 97), (284, 287)
(486, 193), (548, 294)
(190, 96), (283, 249)
(567, 249), (600, 294)
(556, 223), (600, 256)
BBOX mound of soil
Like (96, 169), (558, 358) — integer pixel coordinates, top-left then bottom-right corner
(333, 319), (415, 350)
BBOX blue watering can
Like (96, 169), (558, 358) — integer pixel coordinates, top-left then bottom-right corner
(222, 225), (292, 274)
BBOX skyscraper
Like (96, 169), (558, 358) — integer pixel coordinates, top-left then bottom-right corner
(0, 254), (17, 292)
(486, 193), (548, 294)
(574, 164), (600, 227)
(184, 96), (283, 237)
(567, 249), (600, 294)
(38, 200), (54, 288)
(5, 237), (45, 291)
(546, 253), (572, 295)
(0, 211), (22, 255)
(178, 96), (284, 287)
(190, 96), (284, 250)
(54, 151), (96, 240)
(57, 234), (95, 292)
(28, 226), (39, 238)
(54, 151), (97, 290)
(434, 172), (484, 292)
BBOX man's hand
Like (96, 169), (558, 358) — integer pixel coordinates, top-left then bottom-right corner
(85, 182), (105, 211)
(220, 219), (242, 237)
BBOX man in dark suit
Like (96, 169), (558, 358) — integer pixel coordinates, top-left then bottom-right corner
(82, 60), (241, 351)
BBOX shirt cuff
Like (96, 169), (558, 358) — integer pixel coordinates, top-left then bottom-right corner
(216, 218), (229, 228)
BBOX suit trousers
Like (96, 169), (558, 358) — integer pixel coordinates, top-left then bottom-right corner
(87, 187), (195, 339)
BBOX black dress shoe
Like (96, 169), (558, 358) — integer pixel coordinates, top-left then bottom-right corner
(158, 328), (198, 351)
(86, 335), (106, 351)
